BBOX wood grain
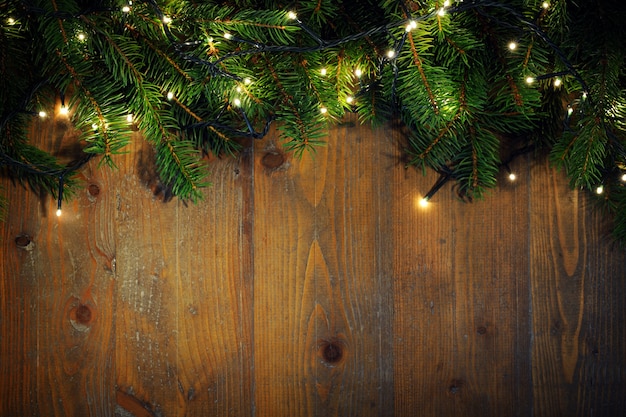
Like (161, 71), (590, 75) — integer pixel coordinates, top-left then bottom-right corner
(530, 158), (626, 417)
(390, 127), (532, 417)
(1, 115), (626, 417)
(252, 116), (394, 416)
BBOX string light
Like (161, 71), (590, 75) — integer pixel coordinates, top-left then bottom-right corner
(287, 11), (298, 20)
(508, 172), (517, 181)
(554, 78), (562, 87)
(508, 41), (517, 50)
(406, 20), (417, 32)
(346, 96), (354, 104)
(162, 16), (172, 24)
(56, 176), (64, 217)
(7, 17), (16, 25)
(244, 77), (251, 85)
(126, 114), (134, 123)
(354, 68), (362, 78)
(437, 8), (446, 17)
(320, 68), (327, 76)
(542, 2), (550, 9)
(38, 111), (47, 118)
(167, 91), (174, 100)
(233, 98), (241, 107)
(224, 32), (233, 40)
(77, 32), (86, 41)
(59, 105), (69, 116)
(387, 49), (396, 59)
(122, 5), (131, 13)
(525, 76), (535, 84)
(320, 107), (328, 114)
(621, 174), (626, 182)
(596, 185), (604, 195)
(419, 197), (430, 208)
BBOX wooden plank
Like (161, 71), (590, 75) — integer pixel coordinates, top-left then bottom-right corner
(252, 115), (394, 416)
(113, 137), (254, 416)
(530, 158), (626, 417)
(0, 115), (116, 416)
(391, 130), (532, 416)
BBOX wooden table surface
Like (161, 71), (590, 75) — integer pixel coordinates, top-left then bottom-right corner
(1, 113), (625, 416)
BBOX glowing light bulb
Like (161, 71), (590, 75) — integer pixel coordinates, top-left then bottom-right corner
(406, 20), (417, 32)
(419, 198), (429, 208)
(77, 32), (86, 41)
(122, 5), (130, 12)
(509, 173), (517, 181)
(444, 0), (450, 6)
(224, 32), (233, 40)
(567, 106), (573, 116)
(92, 123), (98, 131)
(126, 114), (134, 123)
(167, 91), (174, 100)
(346, 96), (354, 104)
(542, 2), (549, 9)
(320, 107), (328, 114)
(582, 91), (588, 100)
(320, 68), (327, 76)
(59, 106), (69, 116)
(596, 185), (604, 194)
(7, 17), (16, 25)
(288, 11), (297, 20)
(554, 78), (562, 87)
(508, 41), (517, 50)
(526, 76), (535, 84)
(244, 77), (251, 85)
(38, 111), (47, 118)
(437, 8), (446, 16)
(354, 68), (362, 78)
(621, 173), (626, 182)
(233, 98), (241, 107)
(387, 49), (396, 59)
(236, 86), (242, 93)
(162, 16), (172, 24)
(56, 209), (62, 217)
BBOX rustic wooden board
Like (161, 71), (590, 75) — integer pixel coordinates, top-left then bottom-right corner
(529, 159), (626, 417)
(1, 116), (117, 415)
(252, 116), (394, 416)
(390, 128), (532, 417)
(2, 113), (626, 417)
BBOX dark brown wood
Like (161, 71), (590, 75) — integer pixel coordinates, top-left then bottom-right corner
(252, 116), (394, 416)
(1, 113), (625, 417)
(530, 158), (626, 417)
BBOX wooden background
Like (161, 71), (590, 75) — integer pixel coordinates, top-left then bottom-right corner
(1, 113), (625, 417)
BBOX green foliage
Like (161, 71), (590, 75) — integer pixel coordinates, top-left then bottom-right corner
(1, 0), (626, 241)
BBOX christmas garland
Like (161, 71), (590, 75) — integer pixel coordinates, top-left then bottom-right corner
(1, 0), (626, 241)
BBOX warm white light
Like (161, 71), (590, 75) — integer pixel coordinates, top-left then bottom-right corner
(444, 0), (450, 6)
(508, 41), (517, 50)
(320, 68), (327, 76)
(126, 113), (134, 123)
(92, 123), (98, 131)
(320, 107), (328, 114)
(162, 16), (172, 24)
(122, 5), (130, 12)
(288, 11), (297, 20)
(406, 20), (417, 32)
(542, 2), (550, 9)
(77, 32), (86, 41)
(346, 96), (354, 104)
(387, 49), (396, 59)
(582, 91), (588, 100)
(224, 32), (233, 40)
(354, 68), (362, 78)
(59, 106), (69, 116)
(621, 173), (626, 182)
(56, 209), (62, 217)
(567, 107), (573, 116)
(38, 111), (47, 118)
(233, 98), (241, 107)
(244, 77), (251, 85)
(7, 17), (16, 25)
(167, 91), (174, 100)
(554, 78), (562, 87)
(419, 198), (429, 208)
(236, 86), (242, 93)
(437, 8), (446, 16)
(596, 185), (604, 194)
(508, 173), (517, 181)
(525, 76), (535, 84)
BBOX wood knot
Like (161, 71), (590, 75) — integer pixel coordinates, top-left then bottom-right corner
(261, 151), (285, 170)
(318, 338), (346, 366)
(88, 183), (101, 196)
(448, 379), (463, 395)
(477, 326), (487, 335)
(70, 303), (94, 331)
(15, 234), (35, 251)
